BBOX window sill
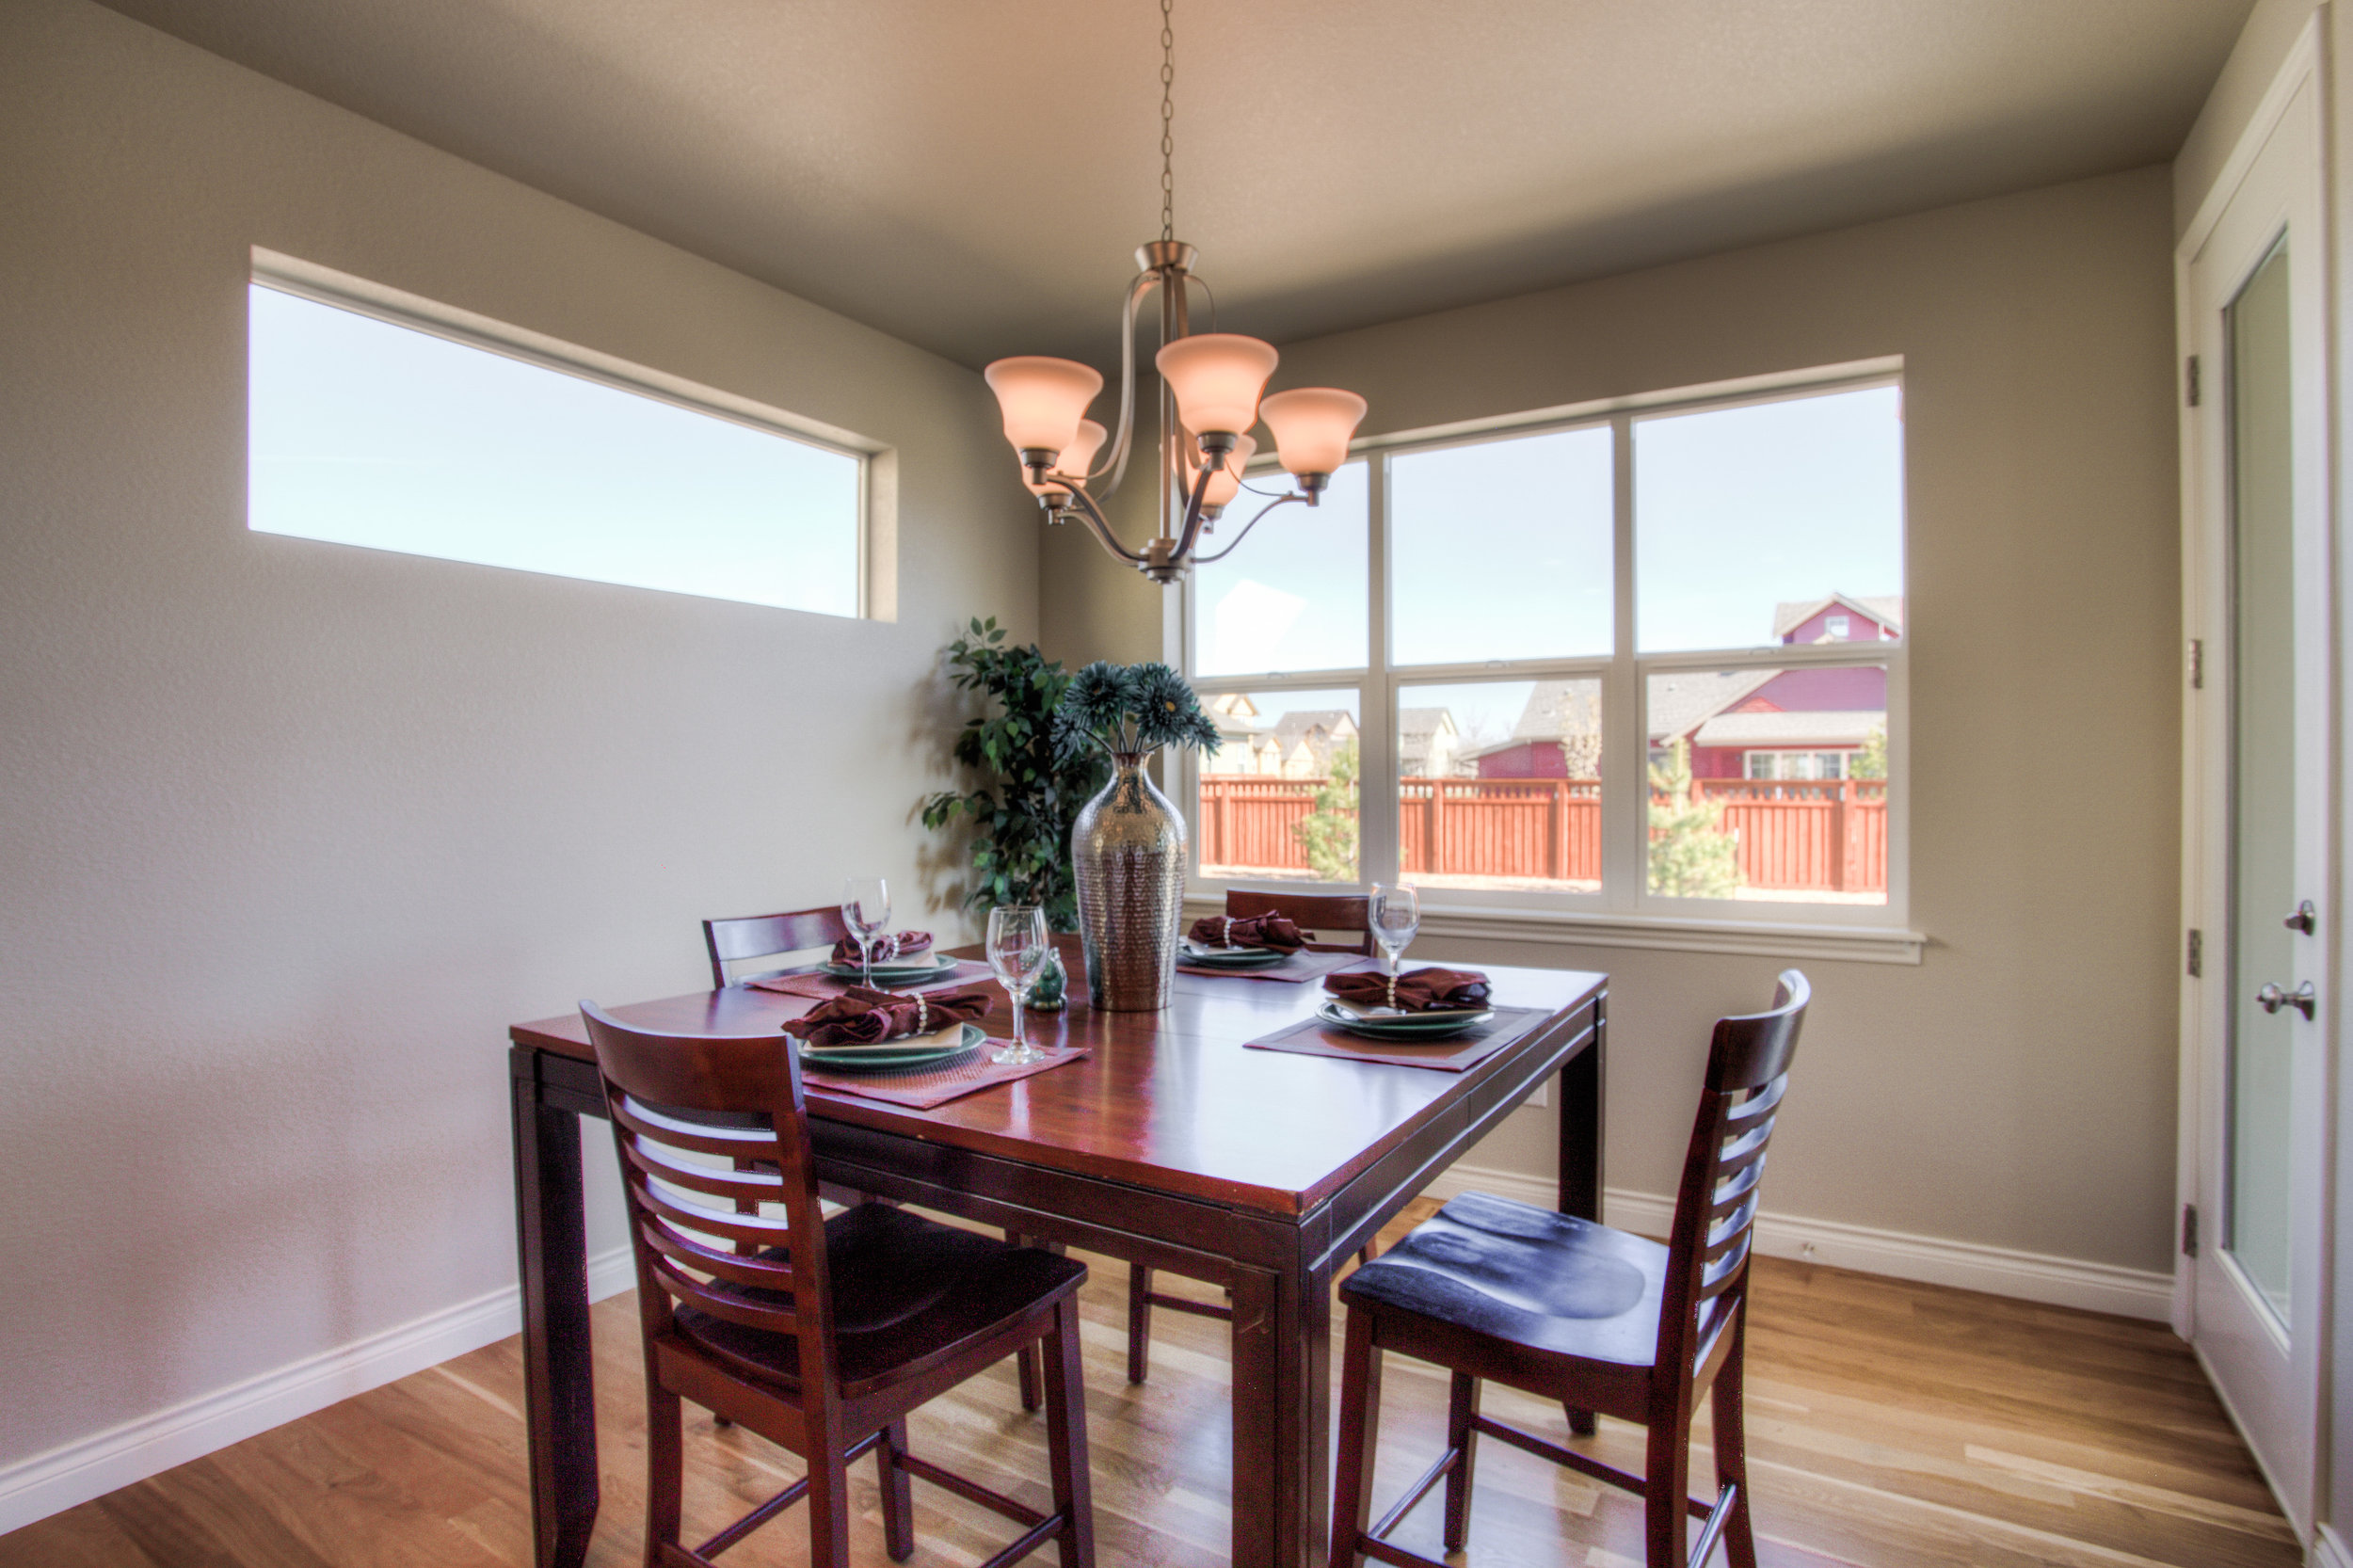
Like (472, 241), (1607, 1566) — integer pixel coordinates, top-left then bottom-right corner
(1180, 894), (1925, 966)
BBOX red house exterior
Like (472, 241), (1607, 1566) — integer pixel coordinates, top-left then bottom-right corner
(1471, 595), (1899, 782)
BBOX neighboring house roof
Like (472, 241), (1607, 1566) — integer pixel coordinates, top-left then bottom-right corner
(1398, 707), (1457, 742)
(1271, 710), (1358, 750)
(1646, 670), (1778, 743)
(1691, 710), (1884, 748)
(1772, 592), (1904, 640)
(1499, 680), (1603, 744)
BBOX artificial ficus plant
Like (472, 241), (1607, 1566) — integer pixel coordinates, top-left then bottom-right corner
(920, 618), (1108, 933)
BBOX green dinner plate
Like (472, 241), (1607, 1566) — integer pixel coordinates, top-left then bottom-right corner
(1315, 1000), (1494, 1040)
(821, 952), (953, 981)
(799, 1023), (985, 1074)
(1181, 941), (1290, 968)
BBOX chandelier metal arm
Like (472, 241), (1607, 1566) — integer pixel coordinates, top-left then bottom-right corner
(1083, 270), (1160, 497)
(1190, 490), (1310, 566)
(1045, 484), (1150, 568)
(1168, 446), (1221, 566)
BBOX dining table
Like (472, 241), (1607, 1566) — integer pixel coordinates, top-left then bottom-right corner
(506, 935), (1607, 1568)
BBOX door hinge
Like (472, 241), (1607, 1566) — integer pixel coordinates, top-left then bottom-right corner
(2186, 927), (2202, 977)
(2182, 1203), (2200, 1258)
(2187, 637), (2203, 691)
(2186, 354), (2201, 408)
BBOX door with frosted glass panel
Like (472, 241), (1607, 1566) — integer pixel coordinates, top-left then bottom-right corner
(2181, 65), (2327, 1537)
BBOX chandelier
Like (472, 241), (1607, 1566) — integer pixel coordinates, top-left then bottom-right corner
(981, 0), (1367, 585)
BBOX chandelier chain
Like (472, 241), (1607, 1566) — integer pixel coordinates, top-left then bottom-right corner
(1159, 0), (1175, 242)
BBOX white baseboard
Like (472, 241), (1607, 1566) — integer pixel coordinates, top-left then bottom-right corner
(2311, 1524), (2349, 1568)
(1421, 1164), (2175, 1322)
(0, 1246), (634, 1536)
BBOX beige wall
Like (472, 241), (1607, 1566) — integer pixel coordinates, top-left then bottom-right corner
(2174, 0), (2320, 236)
(1044, 167), (2184, 1275)
(0, 0), (1032, 1482)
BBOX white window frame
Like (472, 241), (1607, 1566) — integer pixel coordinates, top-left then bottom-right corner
(248, 248), (891, 619)
(1170, 358), (1921, 965)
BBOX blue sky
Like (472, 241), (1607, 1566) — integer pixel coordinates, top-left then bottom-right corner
(1193, 382), (1903, 673)
(248, 285), (861, 616)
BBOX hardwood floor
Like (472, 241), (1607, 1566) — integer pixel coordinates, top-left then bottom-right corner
(3, 1201), (2297, 1568)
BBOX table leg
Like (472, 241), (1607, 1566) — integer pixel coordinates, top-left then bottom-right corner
(1559, 1000), (1607, 1437)
(1226, 1252), (1331, 1568)
(1559, 999), (1606, 1222)
(511, 1065), (600, 1568)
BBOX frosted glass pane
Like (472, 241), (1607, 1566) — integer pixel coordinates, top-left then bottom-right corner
(248, 284), (862, 616)
(1636, 384), (1902, 652)
(1392, 427), (1611, 665)
(1191, 462), (1369, 677)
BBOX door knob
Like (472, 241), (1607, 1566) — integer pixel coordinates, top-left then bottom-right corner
(2285, 901), (2317, 935)
(2256, 981), (2316, 1020)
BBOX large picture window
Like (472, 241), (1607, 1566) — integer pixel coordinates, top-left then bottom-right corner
(248, 263), (871, 616)
(1179, 371), (1906, 930)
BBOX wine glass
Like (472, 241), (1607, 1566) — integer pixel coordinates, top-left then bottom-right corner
(985, 904), (1052, 1065)
(840, 875), (890, 988)
(1369, 883), (1420, 986)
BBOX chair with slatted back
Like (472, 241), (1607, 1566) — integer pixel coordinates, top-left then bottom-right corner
(704, 906), (1054, 1415)
(1326, 970), (1808, 1568)
(581, 1002), (1096, 1568)
(703, 906), (853, 988)
(1124, 887), (1376, 1384)
(1222, 887), (1376, 955)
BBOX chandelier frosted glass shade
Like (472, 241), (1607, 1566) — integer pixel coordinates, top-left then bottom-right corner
(1259, 388), (1369, 479)
(1154, 333), (1279, 440)
(984, 357), (1104, 456)
(1028, 419), (1108, 497)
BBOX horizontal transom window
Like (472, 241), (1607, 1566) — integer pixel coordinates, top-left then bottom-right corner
(247, 264), (870, 616)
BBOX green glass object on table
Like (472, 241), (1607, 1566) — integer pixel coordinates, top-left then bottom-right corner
(1028, 948), (1069, 1012)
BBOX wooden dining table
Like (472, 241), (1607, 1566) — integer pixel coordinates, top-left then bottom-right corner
(506, 936), (1607, 1568)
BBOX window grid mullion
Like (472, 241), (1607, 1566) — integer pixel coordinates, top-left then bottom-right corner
(1603, 413), (1642, 912)
(1358, 453), (1397, 889)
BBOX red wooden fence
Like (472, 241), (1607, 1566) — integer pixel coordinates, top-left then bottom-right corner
(1196, 776), (1887, 893)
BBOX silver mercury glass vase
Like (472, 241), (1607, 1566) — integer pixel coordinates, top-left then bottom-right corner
(1071, 749), (1186, 1011)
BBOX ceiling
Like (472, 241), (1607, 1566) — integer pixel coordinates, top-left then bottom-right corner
(100, 0), (2252, 371)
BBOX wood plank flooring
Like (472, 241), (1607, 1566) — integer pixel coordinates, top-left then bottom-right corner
(1, 1201), (2297, 1568)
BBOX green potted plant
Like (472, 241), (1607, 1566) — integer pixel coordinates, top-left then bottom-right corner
(920, 620), (1108, 1005)
(1052, 661), (1222, 1010)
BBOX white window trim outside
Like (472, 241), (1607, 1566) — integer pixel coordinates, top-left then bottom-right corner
(1168, 358), (1922, 966)
(248, 248), (895, 619)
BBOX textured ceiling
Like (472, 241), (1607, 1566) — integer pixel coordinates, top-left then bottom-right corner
(100, 0), (2252, 370)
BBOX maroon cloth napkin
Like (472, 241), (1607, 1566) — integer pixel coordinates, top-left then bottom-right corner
(1186, 912), (1305, 952)
(828, 930), (934, 966)
(1322, 967), (1491, 1013)
(783, 985), (991, 1048)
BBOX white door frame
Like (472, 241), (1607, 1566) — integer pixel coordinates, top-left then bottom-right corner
(2173, 12), (2334, 1541)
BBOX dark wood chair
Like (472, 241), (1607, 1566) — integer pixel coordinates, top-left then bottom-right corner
(1124, 887), (1377, 1384)
(1326, 970), (1809, 1568)
(703, 906), (852, 988)
(703, 905), (1054, 1413)
(1223, 886), (1376, 955)
(581, 1001), (1096, 1568)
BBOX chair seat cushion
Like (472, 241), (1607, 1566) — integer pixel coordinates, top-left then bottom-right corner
(1341, 1191), (1668, 1368)
(676, 1204), (1085, 1398)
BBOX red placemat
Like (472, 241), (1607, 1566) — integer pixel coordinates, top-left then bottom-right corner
(1176, 951), (1371, 984)
(1242, 1006), (1549, 1072)
(749, 959), (999, 1000)
(802, 1045), (1091, 1109)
